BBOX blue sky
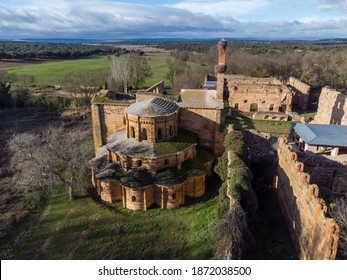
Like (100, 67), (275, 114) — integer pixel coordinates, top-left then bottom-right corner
(0, 0), (347, 39)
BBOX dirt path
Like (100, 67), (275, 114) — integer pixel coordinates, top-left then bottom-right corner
(0, 205), (51, 259)
(65, 213), (99, 260)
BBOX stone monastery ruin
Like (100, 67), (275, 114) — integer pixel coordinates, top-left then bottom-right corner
(89, 38), (347, 259)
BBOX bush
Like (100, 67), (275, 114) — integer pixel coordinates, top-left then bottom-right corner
(214, 130), (258, 216)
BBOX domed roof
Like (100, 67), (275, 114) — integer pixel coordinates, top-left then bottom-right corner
(125, 97), (179, 117)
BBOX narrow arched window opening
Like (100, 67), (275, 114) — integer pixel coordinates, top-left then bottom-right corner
(158, 128), (162, 141)
(142, 128), (148, 140)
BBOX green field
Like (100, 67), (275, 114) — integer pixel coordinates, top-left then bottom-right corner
(5, 56), (110, 84)
(0, 176), (219, 260)
(4, 53), (185, 88)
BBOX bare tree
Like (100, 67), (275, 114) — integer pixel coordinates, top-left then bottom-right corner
(129, 54), (152, 89)
(109, 55), (131, 93)
(214, 199), (247, 260)
(60, 69), (107, 103)
(9, 126), (93, 201)
(330, 198), (347, 259)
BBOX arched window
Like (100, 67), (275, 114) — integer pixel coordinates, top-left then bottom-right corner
(137, 160), (142, 167)
(157, 128), (162, 141)
(269, 104), (274, 111)
(130, 127), (135, 138)
(171, 193), (176, 201)
(142, 128), (148, 141)
(131, 196), (136, 202)
(169, 126), (173, 137)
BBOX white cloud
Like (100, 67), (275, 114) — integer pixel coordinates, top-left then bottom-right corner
(0, 0), (346, 39)
(170, 0), (274, 19)
(310, 0), (347, 10)
(0, 1), (228, 38)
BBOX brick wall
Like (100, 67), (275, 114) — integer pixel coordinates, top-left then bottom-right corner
(226, 76), (292, 113)
(288, 77), (310, 110)
(91, 103), (129, 153)
(275, 137), (339, 259)
(314, 87), (347, 125)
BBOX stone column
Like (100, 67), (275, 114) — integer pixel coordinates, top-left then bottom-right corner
(215, 39), (227, 100)
(331, 147), (339, 157)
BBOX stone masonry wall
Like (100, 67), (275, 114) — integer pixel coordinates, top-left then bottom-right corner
(275, 137), (339, 259)
(314, 87), (347, 125)
(226, 76), (292, 113)
(91, 103), (128, 153)
(298, 155), (341, 190)
(288, 77), (310, 110)
(178, 107), (225, 156)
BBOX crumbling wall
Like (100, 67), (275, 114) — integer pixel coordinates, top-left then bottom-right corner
(314, 87), (347, 125)
(91, 103), (128, 153)
(178, 107), (225, 156)
(288, 77), (310, 110)
(226, 76), (292, 113)
(297, 155), (341, 190)
(275, 137), (339, 259)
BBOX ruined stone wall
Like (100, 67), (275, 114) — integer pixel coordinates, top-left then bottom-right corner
(288, 77), (310, 110)
(298, 154), (341, 190)
(252, 112), (289, 121)
(225, 76), (280, 85)
(275, 137), (339, 259)
(314, 87), (347, 125)
(91, 102), (128, 153)
(227, 77), (292, 113)
(178, 107), (225, 156)
(145, 81), (165, 94)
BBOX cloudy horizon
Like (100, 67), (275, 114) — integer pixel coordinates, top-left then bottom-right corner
(0, 0), (347, 40)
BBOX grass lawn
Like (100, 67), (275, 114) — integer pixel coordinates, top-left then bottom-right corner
(1, 175), (219, 260)
(225, 116), (292, 136)
(144, 53), (172, 88)
(6, 56), (111, 84)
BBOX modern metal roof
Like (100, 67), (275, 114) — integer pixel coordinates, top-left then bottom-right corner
(125, 97), (179, 117)
(293, 123), (347, 147)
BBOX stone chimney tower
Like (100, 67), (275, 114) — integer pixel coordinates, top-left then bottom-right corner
(215, 39), (227, 100)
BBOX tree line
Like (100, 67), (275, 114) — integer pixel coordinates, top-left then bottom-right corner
(0, 42), (143, 59)
(170, 42), (347, 91)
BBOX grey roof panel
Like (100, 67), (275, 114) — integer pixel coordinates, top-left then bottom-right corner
(125, 97), (179, 117)
(293, 123), (347, 147)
